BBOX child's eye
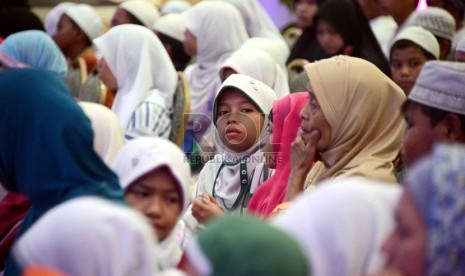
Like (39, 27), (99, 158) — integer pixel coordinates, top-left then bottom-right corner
(241, 108), (253, 113)
(217, 110), (228, 116)
(129, 190), (149, 198)
(165, 196), (180, 204)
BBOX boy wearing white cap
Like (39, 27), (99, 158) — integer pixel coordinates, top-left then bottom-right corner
(410, 7), (456, 60)
(390, 26), (439, 95)
(110, 0), (160, 28)
(401, 60), (465, 167)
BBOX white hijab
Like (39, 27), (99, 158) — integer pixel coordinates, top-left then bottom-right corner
(13, 197), (160, 276)
(112, 137), (191, 270)
(241, 37), (288, 72)
(93, 24), (177, 131)
(79, 102), (124, 166)
(220, 48), (290, 99)
(182, 1), (248, 120)
(119, 0), (160, 28)
(218, 0), (289, 59)
(274, 177), (401, 276)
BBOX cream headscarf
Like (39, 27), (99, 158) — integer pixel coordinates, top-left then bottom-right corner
(78, 102), (124, 166)
(220, 48), (290, 99)
(274, 177), (401, 276)
(93, 24), (177, 131)
(305, 56), (405, 182)
(182, 1), (248, 122)
(13, 197), (160, 276)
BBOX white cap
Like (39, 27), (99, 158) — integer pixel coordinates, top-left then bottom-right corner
(112, 137), (191, 211)
(160, 0), (192, 15)
(393, 26), (440, 59)
(120, 0), (160, 28)
(153, 13), (186, 42)
(411, 7), (456, 41)
(456, 36), (465, 53)
(44, 2), (77, 36)
(65, 4), (104, 41)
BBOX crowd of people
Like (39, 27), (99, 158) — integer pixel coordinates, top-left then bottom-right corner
(0, 0), (465, 275)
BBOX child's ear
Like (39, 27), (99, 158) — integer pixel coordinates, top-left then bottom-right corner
(443, 114), (463, 141)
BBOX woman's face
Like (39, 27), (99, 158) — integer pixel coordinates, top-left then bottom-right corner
(316, 19), (345, 56)
(294, 0), (319, 29)
(299, 89), (332, 151)
(183, 29), (197, 57)
(97, 58), (118, 90)
(382, 190), (426, 275)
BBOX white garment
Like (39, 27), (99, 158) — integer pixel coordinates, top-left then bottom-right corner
(370, 15), (397, 57)
(160, 0), (191, 15)
(218, 0), (289, 60)
(93, 24), (177, 132)
(153, 13), (186, 42)
(156, 224), (184, 270)
(13, 197), (160, 276)
(220, 48), (290, 99)
(182, 1), (248, 124)
(384, 12), (417, 58)
(65, 4), (104, 41)
(240, 37), (288, 71)
(273, 177), (401, 276)
(79, 102), (124, 166)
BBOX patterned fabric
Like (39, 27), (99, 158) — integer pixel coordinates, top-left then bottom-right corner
(124, 101), (172, 141)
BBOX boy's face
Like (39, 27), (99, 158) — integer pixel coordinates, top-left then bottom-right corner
(52, 14), (81, 59)
(316, 20), (345, 56)
(402, 102), (447, 166)
(215, 88), (265, 152)
(382, 190), (426, 276)
(124, 167), (182, 242)
(294, 0), (318, 29)
(390, 46), (428, 95)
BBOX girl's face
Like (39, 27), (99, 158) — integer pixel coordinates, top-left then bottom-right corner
(215, 88), (265, 152)
(294, 0), (319, 29)
(97, 58), (118, 90)
(299, 90), (331, 151)
(316, 19), (345, 56)
(382, 190), (426, 275)
(390, 46), (428, 95)
(110, 8), (133, 27)
(125, 167), (182, 242)
(183, 29), (197, 57)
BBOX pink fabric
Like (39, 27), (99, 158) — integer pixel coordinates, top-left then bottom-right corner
(248, 92), (307, 217)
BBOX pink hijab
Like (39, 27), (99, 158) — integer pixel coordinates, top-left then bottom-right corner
(248, 92), (307, 217)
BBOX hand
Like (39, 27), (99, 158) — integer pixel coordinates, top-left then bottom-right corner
(191, 193), (224, 223)
(286, 129), (319, 200)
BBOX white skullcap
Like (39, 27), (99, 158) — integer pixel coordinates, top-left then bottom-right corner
(411, 7), (456, 41)
(153, 13), (186, 42)
(409, 61), (465, 115)
(456, 36), (465, 53)
(65, 4), (104, 41)
(160, 0), (192, 15)
(120, 0), (160, 28)
(393, 26), (440, 59)
(44, 2), (77, 36)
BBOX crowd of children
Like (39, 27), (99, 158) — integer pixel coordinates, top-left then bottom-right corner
(0, 0), (465, 275)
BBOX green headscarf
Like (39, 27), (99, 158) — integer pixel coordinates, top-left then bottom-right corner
(186, 215), (308, 276)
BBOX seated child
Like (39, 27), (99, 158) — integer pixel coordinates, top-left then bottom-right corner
(190, 74), (276, 224)
(112, 137), (191, 270)
(401, 60), (465, 167)
(390, 26), (439, 95)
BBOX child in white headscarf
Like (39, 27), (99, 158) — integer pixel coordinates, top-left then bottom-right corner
(13, 197), (161, 276)
(93, 24), (178, 141)
(182, 1), (249, 153)
(189, 74), (276, 225)
(112, 137), (191, 270)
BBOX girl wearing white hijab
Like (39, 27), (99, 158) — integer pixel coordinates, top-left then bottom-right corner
(78, 102), (124, 166)
(274, 177), (401, 276)
(189, 74), (276, 225)
(220, 48), (290, 99)
(182, 1), (248, 147)
(112, 137), (191, 270)
(13, 197), (161, 276)
(94, 24), (178, 141)
(218, 0), (289, 59)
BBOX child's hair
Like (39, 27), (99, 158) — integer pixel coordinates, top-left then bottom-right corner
(156, 32), (191, 71)
(125, 11), (145, 26)
(390, 39), (437, 61)
(402, 99), (465, 134)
